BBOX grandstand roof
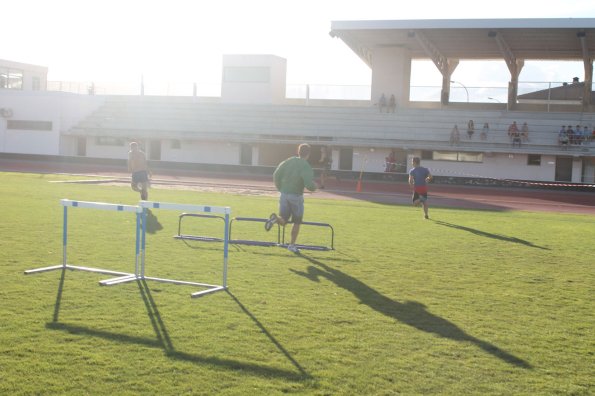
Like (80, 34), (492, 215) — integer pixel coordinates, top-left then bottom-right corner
(518, 81), (595, 102)
(329, 18), (595, 66)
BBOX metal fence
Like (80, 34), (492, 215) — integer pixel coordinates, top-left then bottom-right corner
(46, 80), (594, 104)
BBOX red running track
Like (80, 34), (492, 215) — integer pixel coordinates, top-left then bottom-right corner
(1, 157), (594, 215)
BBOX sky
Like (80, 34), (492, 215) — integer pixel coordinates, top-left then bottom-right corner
(3, 0), (595, 88)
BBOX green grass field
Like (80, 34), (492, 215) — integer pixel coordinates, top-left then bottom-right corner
(0, 172), (593, 395)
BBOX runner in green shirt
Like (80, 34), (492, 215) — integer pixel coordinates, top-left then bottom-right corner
(265, 143), (317, 253)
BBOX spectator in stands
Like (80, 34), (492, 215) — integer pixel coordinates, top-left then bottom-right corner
(385, 149), (397, 172)
(378, 93), (387, 113)
(507, 121), (519, 139)
(577, 124), (583, 144)
(577, 124), (585, 145)
(591, 127), (595, 144)
(511, 128), (522, 148)
(318, 146), (332, 189)
(583, 126), (591, 144)
(450, 124), (460, 146)
(558, 128), (569, 149)
(480, 122), (489, 140)
(388, 94), (397, 113)
(566, 125), (575, 145)
(467, 119), (475, 139)
(521, 122), (529, 142)
(575, 125), (584, 145)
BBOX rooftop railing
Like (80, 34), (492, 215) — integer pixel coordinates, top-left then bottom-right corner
(46, 80), (594, 106)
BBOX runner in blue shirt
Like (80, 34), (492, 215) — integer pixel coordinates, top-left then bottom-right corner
(408, 157), (432, 219)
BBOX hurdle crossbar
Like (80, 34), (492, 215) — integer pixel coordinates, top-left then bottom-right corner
(281, 220), (335, 251)
(228, 217), (280, 247)
(25, 199), (142, 279)
(135, 201), (231, 298)
(174, 213), (225, 242)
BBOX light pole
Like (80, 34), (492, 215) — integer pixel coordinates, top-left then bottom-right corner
(488, 96), (508, 111)
(450, 80), (469, 103)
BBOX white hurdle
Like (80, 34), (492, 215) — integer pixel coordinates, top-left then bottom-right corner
(25, 199), (142, 279)
(135, 201), (231, 298)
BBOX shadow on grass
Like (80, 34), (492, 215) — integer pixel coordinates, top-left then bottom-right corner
(51, 268), (67, 323)
(292, 253), (532, 369)
(227, 290), (311, 379)
(48, 278), (309, 382)
(433, 220), (549, 250)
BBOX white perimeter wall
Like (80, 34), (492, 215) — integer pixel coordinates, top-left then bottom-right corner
(424, 154), (558, 181)
(85, 141), (128, 159)
(352, 146), (561, 181)
(161, 140), (240, 165)
(84, 139), (242, 165)
(0, 90), (103, 155)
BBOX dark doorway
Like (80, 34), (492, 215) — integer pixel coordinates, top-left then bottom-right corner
(339, 148), (353, 171)
(149, 140), (161, 161)
(555, 156), (573, 182)
(76, 137), (86, 156)
(258, 143), (296, 166)
(240, 144), (252, 165)
(386, 148), (407, 173)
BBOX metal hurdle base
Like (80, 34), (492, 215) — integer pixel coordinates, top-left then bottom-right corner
(25, 264), (135, 277)
(27, 199), (230, 299)
(229, 239), (278, 247)
(278, 244), (332, 252)
(282, 220), (335, 251)
(174, 235), (223, 242)
(228, 217), (280, 247)
(25, 199), (143, 289)
(139, 201), (231, 298)
(176, 215), (334, 251)
(98, 273), (226, 298)
(173, 213), (225, 243)
(175, 216), (280, 247)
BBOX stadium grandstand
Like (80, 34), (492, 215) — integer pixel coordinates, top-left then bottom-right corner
(1, 18), (594, 185)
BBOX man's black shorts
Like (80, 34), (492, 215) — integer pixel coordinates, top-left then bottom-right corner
(132, 170), (149, 184)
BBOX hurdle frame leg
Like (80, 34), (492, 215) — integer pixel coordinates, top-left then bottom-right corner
(25, 199), (232, 299)
(137, 201), (231, 298)
(99, 210), (144, 286)
(25, 200), (140, 280)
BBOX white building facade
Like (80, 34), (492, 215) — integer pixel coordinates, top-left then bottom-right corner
(1, 21), (595, 185)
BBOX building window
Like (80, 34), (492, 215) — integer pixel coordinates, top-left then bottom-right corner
(7, 120), (52, 130)
(223, 67), (270, 83)
(0, 68), (23, 89)
(32, 77), (41, 91)
(421, 150), (433, 160)
(457, 152), (483, 162)
(527, 154), (541, 166)
(432, 151), (483, 163)
(170, 139), (181, 149)
(95, 136), (125, 146)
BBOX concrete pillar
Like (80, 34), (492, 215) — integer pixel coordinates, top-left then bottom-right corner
(507, 60), (524, 110)
(583, 60), (593, 109)
(370, 47), (412, 108)
(572, 158), (583, 183)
